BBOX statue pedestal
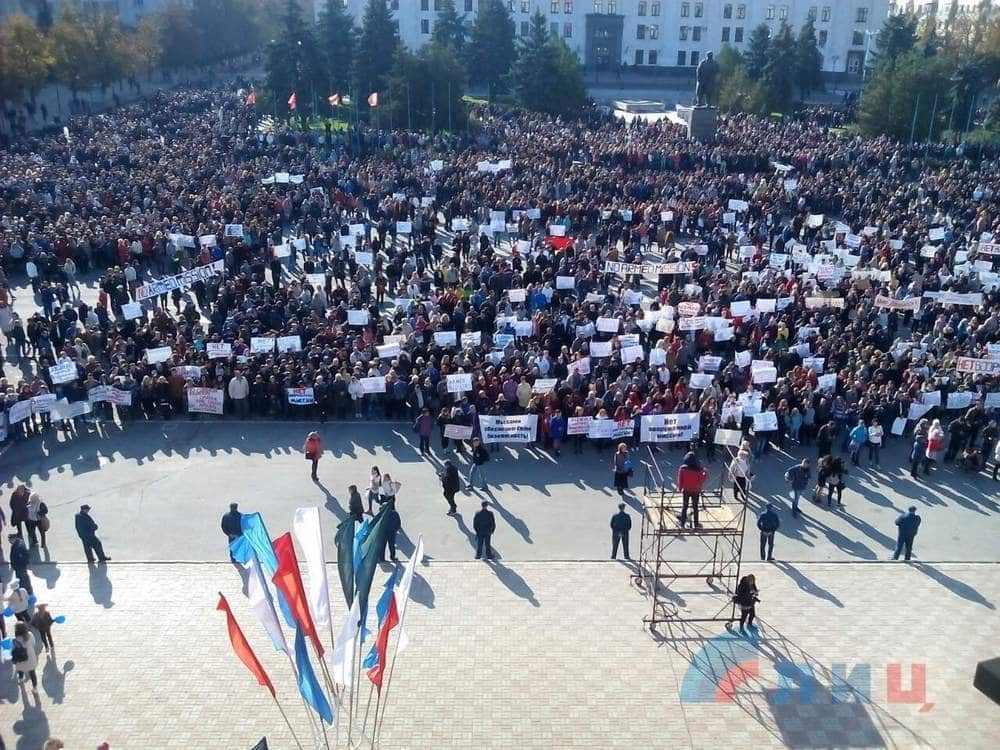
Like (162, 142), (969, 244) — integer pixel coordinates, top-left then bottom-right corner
(675, 105), (718, 143)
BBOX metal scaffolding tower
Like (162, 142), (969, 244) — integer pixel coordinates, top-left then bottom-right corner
(632, 445), (750, 629)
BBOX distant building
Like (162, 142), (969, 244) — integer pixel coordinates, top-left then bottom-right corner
(0, 0), (175, 28)
(334, 0), (891, 78)
(890, 0), (997, 20)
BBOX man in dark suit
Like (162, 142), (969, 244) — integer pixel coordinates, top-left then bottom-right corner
(473, 501), (496, 560)
(221, 503), (242, 562)
(610, 503), (632, 560)
(74, 505), (110, 564)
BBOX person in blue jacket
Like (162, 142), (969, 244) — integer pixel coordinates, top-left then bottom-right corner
(549, 409), (567, 457)
(893, 506), (921, 561)
(757, 503), (780, 561)
(848, 420), (868, 466)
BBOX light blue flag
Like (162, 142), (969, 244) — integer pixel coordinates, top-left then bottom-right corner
(363, 570), (398, 669)
(294, 626), (334, 725)
(231, 513), (295, 628)
(352, 520), (372, 642)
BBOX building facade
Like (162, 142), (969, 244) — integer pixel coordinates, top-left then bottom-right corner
(338, 0), (890, 78)
(0, 0), (172, 28)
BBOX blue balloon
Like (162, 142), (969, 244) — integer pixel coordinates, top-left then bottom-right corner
(2, 608), (12, 618)
(27, 595), (37, 606)
(0, 638), (12, 649)
(54, 615), (66, 624)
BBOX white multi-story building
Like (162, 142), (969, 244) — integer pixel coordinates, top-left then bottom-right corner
(0, 0), (172, 28)
(890, 0), (997, 19)
(338, 0), (890, 78)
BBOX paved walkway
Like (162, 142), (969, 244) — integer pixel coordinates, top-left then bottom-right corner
(0, 560), (997, 749)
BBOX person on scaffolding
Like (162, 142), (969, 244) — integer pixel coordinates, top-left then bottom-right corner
(676, 452), (708, 529)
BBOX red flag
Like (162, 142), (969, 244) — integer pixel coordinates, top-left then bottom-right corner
(288, 92), (297, 110)
(328, 93), (341, 107)
(367, 91), (379, 108)
(272, 533), (323, 657)
(547, 235), (574, 252)
(366, 595), (399, 692)
(217, 593), (275, 697)
(245, 90), (256, 106)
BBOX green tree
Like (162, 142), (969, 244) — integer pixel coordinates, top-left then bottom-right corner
(354, 0), (399, 111)
(386, 42), (466, 131)
(743, 23), (771, 80)
(0, 15), (54, 102)
(88, 12), (131, 93)
(264, 0), (325, 126)
(872, 12), (918, 70)
(191, 0), (260, 63)
(761, 21), (796, 111)
(150, 2), (198, 70)
(509, 11), (586, 116)
(50, 5), (97, 95)
(857, 50), (952, 140)
(317, 0), (356, 97)
(794, 19), (823, 100)
(468, 0), (515, 101)
(714, 44), (743, 80)
(717, 66), (768, 115)
(432, 0), (467, 56)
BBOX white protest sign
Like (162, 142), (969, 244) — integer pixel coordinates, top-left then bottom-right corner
(690, 373), (714, 389)
(276, 336), (301, 353)
(480, 414), (538, 444)
(444, 424), (473, 440)
(556, 276), (576, 290)
(251, 337), (275, 354)
(461, 332), (482, 348)
(621, 345), (643, 363)
(753, 411), (778, 432)
(447, 373), (473, 393)
(360, 376), (386, 394)
(567, 416), (592, 435)
(508, 288), (527, 303)
(434, 331), (458, 347)
(640, 413), (700, 443)
(714, 428), (743, 447)
(207, 342), (232, 359)
(377, 343), (401, 359)
(532, 378), (557, 393)
(145, 347), (172, 365)
(590, 341), (612, 358)
(597, 317), (620, 333)
(187, 387), (224, 415)
(347, 309), (370, 326)
(49, 361), (77, 384)
(287, 387), (315, 405)
(122, 302), (143, 320)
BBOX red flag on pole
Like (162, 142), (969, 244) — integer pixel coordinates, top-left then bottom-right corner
(367, 92), (379, 108)
(272, 533), (323, 657)
(288, 92), (297, 111)
(245, 90), (256, 106)
(217, 593), (276, 697)
(366, 595), (399, 692)
(546, 236), (574, 252)
(328, 93), (341, 107)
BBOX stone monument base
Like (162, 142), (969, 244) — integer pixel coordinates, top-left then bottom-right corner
(675, 105), (718, 143)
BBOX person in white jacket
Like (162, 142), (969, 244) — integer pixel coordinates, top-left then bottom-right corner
(5, 580), (30, 623)
(13, 622), (40, 690)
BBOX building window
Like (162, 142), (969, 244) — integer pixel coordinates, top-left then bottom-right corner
(736, 4), (745, 19)
(648, 50), (658, 65)
(818, 29), (827, 45)
(766, 5), (774, 20)
(551, 0), (559, 11)
(694, 2), (702, 17)
(564, 21), (572, 36)
(679, 25), (688, 40)
(692, 25), (701, 41)
(607, 0), (615, 11)
(390, 0), (398, 8)
(635, 49), (644, 65)
(649, 24), (658, 38)
(721, 26), (730, 41)
(808, 5), (816, 20)
(681, 2), (689, 17)
(564, 0), (573, 11)
(420, 0), (428, 10)
(852, 30), (864, 45)
(594, 0), (602, 11)
(507, 0), (514, 10)
(778, 5), (787, 19)
(521, 20), (529, 35)
(651, 1), (660, 15)
(690, 50), (699, 65)
(638, 0), (646, 15)
(465, 0), (473, 10)
(734, 26), (743, 42)
(551, 21), (559, 35)
(847, 55), (861, 74)
(856, 7), (868, 23)
(677, 50), (686, 65)
(637, 24), (646, 39)
(421, 18), (430, 33)
(521, 0), (529, 12)
(723, 3), (732, 18)
(821, 6), (830, 21)
(434, 0), (441, 9)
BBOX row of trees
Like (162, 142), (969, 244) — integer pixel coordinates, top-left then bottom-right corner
(857, 11), (1000, 142)
(0, 0), (264, 111)
(263, 0), (587, 130)
(714, 20), (823, 115)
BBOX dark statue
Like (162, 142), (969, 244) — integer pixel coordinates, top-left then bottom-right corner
(694, 52), (719, 107)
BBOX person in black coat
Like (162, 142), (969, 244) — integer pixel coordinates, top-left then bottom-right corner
(473, 501), (496, 560)
(734, 574), (760, 634)
(8, 535), (32, 595)
(74, 505), (110, 564)
(348, 485), (364, 522)
(221, 502), (242, 562)
(610, 503), (632, 560)
(381, 504), (401, 563)
(439, 460), (461, 515)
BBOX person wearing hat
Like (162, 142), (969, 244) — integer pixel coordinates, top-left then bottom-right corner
(221, 503), (242, 562)
(893, 506), (922, 561)
(31, 602), (55, 655)
(610, 503), (632, 560)
(473, 500), (496, 560)
(74, 504), (110, 564)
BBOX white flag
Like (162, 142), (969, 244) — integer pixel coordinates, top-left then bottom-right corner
(394, 536), (424, 654)
(292, 507), (332, 628)
(242, 556), (289, 654)
(330, 598), (361, 685)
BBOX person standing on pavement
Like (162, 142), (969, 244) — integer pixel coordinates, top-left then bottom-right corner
(366, 466), (382, 515)
(893, 506), (921, 561)
(303, 431), (322, 482)
(380, 502), (401, 563)
(379, 473), (402, 507)
(31, 602), (55, 655)
(5, 579), (31, 622)
(12, 622), (39, 691)
(848, 419), (868, 466)
(413, 407), (434, 455)
(867, 418), (883, 466)
(468, 437), (490, 491)
(228, 370), (250, 418)
(610, 503), (632, 560)
(26, 494), (49, 549)
(9, 484), (29, 540)
(757, 503), (780, 561)
(8, 534), (32, 595)
(439, 460), (460, 515)
(730, 446), (752, 502)
(221, 503), (242, 562)
(348, 485), (365, 522)
(612, 443), (632, 497)
(74, 505), (111, 563)
(734, 574), (760, 635)
(783, 458), (811, 517)
(677, 452), (708, 529)
(473, 500), (496, 560)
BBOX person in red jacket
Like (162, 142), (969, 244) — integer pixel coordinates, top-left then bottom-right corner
(677, 452), (708, 528)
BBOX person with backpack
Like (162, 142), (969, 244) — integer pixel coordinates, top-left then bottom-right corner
(468, 437), (490, 491)
(783, 458), (811, 517)
(439, 460), (461, 515)
(12, 621), (40, 691)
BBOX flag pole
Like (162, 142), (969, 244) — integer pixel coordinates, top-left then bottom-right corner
(371, 597), (411, 743)
(285, 651), (322, 743)
(271, 693), (307, 750)
(368, 689), (383, 750)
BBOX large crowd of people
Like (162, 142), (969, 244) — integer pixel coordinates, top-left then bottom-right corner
(1, 85), (999, 489)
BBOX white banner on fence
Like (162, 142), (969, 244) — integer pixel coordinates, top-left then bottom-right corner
(480, 414), (538, 443)
(640, 413), (700, 443)
(134, 260), (225, 302)
(187, 387), (224, 415)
